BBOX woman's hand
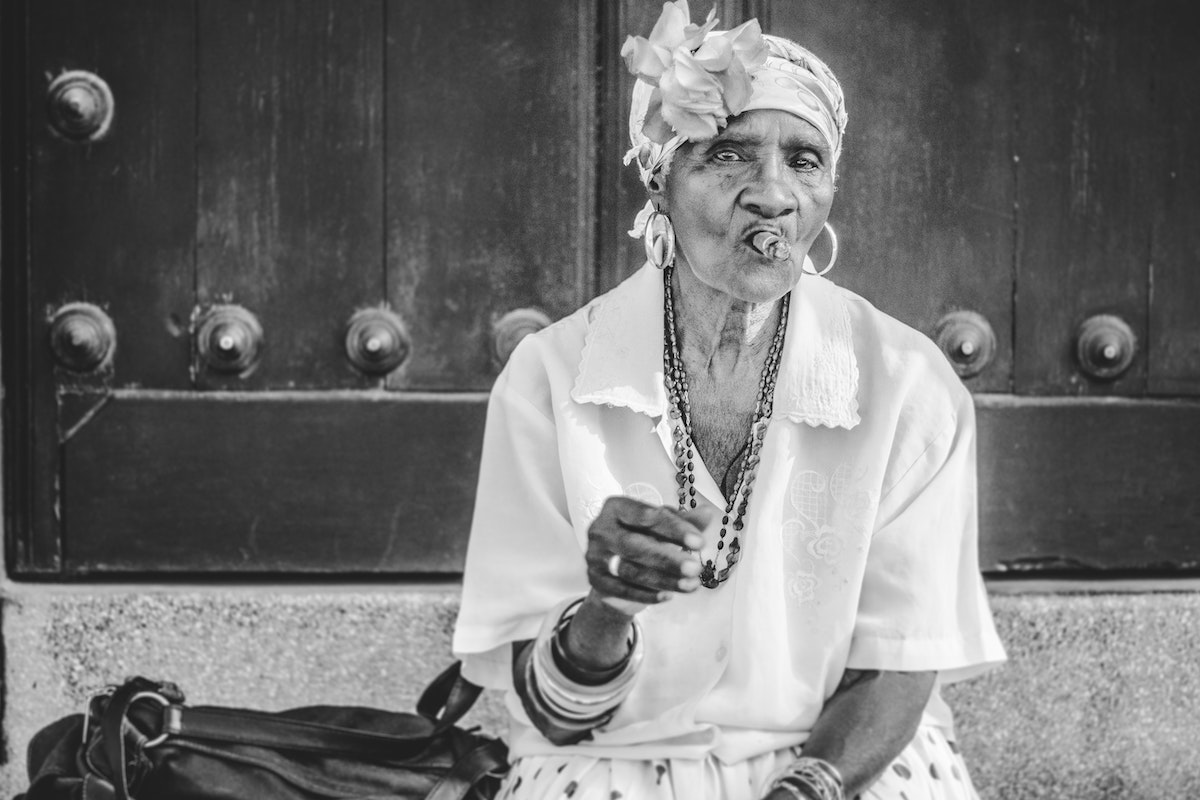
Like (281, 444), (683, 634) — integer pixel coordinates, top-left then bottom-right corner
(586, 496), (714, 617)
(514, 495), (714, 743)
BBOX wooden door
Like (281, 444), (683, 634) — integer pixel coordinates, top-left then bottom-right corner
(4, 0), (1198, 579)
(4, 0), (596, 575)
(763, 0), (1200, 573)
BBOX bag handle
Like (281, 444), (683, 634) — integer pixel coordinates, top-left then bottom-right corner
(102, 680), (162, 800)
(418, 661), (483, 734)
(426, 738), (509, 800)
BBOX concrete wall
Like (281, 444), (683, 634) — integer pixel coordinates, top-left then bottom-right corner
(2, 584), (1199, 799)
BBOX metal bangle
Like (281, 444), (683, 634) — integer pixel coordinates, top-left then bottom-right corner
(532, 626), (638, 716)
(769, 778), (816, 800)
(769, 757), (844, 800)
(525, 598), (644, 727)
(524, 649), (613, 727)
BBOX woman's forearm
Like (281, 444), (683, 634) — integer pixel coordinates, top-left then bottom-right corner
(798, 669), (936, 798)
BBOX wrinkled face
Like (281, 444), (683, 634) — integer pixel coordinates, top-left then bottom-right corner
(656, 109), (835, 304)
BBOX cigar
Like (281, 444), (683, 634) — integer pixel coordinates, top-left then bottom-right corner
(750, 231), (791, 261)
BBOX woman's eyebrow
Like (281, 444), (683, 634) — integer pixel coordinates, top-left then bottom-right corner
(705, 131), (766, 149)
(782, 134), (830, 154)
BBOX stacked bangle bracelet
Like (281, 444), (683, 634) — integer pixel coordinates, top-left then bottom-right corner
(769, 756), (845, 800)
(525, 598), (644, 732)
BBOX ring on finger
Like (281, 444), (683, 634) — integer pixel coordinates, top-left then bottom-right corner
(606, 553), (622, 578)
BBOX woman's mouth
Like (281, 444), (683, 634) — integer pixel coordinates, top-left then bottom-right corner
(749, 231), (791, 262)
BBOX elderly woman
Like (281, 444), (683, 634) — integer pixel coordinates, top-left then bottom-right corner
(453, 4), (1005, 799)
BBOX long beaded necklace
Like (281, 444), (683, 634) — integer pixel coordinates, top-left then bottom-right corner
(662, 264), (790, 589)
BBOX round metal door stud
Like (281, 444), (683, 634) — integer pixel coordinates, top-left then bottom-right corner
(934, 310), (996, 378)
(344, 307), (411, 376)
(49, 302), (116, 372)
(46, 70), (115, 141)
(494, 307), (551, 365)
(1076, 314), (1136, 380)
(195, 305), (263, 376)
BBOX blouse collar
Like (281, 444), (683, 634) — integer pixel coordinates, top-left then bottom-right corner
(570, 264), (860, 429)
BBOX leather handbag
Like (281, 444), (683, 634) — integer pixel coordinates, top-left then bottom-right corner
(17, 662), (508, 800)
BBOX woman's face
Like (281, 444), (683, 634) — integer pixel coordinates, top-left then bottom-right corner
(658, 109), (835, 304)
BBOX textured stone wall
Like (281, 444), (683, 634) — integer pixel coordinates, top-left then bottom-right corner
(947, 591), (1200, 799)
(2, 586), (1198, 798)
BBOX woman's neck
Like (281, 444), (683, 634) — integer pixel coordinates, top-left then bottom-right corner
(671, 264), (782, 380)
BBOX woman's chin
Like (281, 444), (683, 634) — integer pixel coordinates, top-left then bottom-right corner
(728, 261), (801, 304)
(677, 250), (801, 305)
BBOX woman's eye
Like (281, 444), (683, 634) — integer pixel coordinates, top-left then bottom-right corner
(711, 149), (742, 163)
(792, 156), (819, 171)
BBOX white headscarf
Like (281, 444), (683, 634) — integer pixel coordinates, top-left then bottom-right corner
(622, 2), (848, 236)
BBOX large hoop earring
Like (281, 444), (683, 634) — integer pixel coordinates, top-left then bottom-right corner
(644, 211), (676, 270)
(802, 222), (838, 277)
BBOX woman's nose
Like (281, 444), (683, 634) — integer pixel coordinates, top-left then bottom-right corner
(740, 158), (798, 219)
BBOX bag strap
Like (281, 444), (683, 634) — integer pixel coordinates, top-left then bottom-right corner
(418, 661), (483, 734)
(425, 738), (509, 800)
(166, 706), (435, 759)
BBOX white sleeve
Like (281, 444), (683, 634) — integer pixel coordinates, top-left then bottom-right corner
(451, 354), (590, 692)
(848, 389), (1006, 684)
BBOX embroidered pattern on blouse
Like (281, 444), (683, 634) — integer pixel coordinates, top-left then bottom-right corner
(778, 281), (861, 430)
(571, 291), (664, 417)
(781, 463), (875, 606)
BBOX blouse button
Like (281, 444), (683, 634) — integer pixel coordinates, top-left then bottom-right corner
(715, 644), (728, 661)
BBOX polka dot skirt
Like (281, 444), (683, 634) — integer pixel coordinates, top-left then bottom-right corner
(861, 726), (979, 800)
(494, 725), (979, 800)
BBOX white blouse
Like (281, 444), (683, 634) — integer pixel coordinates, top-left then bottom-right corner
(453, 264), (1006, 764)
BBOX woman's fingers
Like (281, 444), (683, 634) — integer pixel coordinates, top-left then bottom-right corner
(610, 500), (705, 549)
(600, 550), (702, 594)
(614, 534), (702, 585)
(590, 571), (669, 605)
(587, 496), (710, 601)
(586, 542), (696, 597)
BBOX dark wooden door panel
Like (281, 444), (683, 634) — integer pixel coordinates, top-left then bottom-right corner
(767, 0), (1017, 392)
(61, 393), (485, 573)
(15, 0), (197, 573)
(384, 0), (596, 390)
(1013, 0), (1153, 396)
(1147, 1), (1200, 396)
(977, 398), (1200, 573)
(29, 0), (196, 391)
(196, 0), (385, 390)
(47, 394), (1200, 576)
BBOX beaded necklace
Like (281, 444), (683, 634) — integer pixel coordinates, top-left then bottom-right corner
(662, 264), (790, 589)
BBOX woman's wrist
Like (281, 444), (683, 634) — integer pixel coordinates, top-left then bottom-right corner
(558, 591), (638, 674)
(553, 620), (632, 685)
